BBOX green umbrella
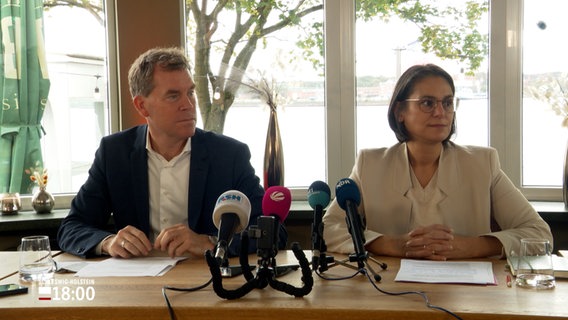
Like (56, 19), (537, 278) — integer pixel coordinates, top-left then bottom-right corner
(0, 0), (50, 194)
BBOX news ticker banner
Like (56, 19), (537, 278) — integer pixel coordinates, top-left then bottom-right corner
(36, 278), (96, 301)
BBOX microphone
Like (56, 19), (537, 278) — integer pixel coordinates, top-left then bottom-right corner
(335, 178), (368, 264)
(307, 181), (332, 272)
(262, 185), (292, 222)
(212, 190), (251, 275)
(249, 186), (298, 275)
(206, 185), (313, 299)
(255, 186), (291, 257)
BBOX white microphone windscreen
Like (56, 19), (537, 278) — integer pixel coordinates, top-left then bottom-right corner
(212, 190), (251, 233)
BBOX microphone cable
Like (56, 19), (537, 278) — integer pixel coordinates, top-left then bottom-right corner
(361, 268), (463, 320)
(314, 264), (462, 320)
(161, 259), (460, 320)
(161, 277), (213, 320)
(315, 269), (360, 281)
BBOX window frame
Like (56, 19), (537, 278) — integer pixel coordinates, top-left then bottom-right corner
(42, 0), (558, 208)
(488, 0), (559, 201)
(17, 0), (120, 211)
(325, 0), (557, 202)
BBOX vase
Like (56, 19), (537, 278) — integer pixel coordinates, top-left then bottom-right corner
(32, 187), (55, 214)
(263, 107), (284, 189)
(0, 193), (21, 215)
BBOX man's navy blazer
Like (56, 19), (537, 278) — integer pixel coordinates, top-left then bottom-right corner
(57, 125), (286, 258)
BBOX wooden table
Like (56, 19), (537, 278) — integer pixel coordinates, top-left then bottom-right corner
(0, 251), (566, 320)
(0, 252), (22, 281)
(0, 251), (62, 281)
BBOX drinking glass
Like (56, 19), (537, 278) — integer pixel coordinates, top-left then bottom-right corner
(515, 238), (555, 289)
(19, 235), (56, 282)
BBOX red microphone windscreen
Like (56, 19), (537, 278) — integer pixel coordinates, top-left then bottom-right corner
(262, 186), (291, 222)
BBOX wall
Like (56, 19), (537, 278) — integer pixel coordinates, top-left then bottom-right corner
(114, 0), (184, 130)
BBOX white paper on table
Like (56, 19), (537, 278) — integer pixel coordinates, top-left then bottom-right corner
(74, 256), (187, 277)
(394, 259), (496, 285)
(56, 261), (97, 273)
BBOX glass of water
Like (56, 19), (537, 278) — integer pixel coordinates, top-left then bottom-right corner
(19, 235), (56, 282)
(515, 238), (555, 289)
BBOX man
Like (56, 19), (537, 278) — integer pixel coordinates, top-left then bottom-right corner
(57, 47), (286, 258)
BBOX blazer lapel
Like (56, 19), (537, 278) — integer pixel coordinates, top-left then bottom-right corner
(131, 125), (150, 234)
(393, 143), (413, 196)
(188, 129), (209, 230)
(436, 143), (460, 210)
(391, 143), (413, 228)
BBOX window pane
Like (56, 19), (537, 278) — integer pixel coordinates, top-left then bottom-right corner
(0, 3), (107, 195)
(185, 2), (325, 188)
(522, 0), (568, 187)
(355, 1), (489, 151)
(42, 4), (108, 194)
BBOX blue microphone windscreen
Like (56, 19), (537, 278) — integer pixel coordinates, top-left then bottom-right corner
(307, 180), (331, 209)
(335, 178), (361, 210)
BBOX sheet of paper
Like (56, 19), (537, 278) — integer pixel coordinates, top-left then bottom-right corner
(56, 261), (97, 273)
(395, 259), (496, 285)
(74, 256), (187, 277)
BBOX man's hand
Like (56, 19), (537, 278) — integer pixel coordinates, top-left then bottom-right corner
(154, 223), (215, 258)
(102, 225), (152, 258)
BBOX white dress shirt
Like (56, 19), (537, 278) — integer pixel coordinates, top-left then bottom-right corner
(95, 132), (192, 255)
(147, 133), (191, 242)
(407, 167), (445, 228)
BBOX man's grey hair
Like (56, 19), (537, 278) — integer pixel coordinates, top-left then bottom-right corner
(128, 47), (192, 98)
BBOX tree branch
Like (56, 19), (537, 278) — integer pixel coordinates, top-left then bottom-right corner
(43, 0), (104, 25)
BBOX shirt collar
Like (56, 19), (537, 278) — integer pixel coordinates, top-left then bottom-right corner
(145, 127), (192, 156)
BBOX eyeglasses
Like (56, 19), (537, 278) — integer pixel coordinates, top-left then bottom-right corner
(403, 97), (458, 113)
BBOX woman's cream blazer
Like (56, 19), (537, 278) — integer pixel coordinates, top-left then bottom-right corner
(322, 142), (553, 257)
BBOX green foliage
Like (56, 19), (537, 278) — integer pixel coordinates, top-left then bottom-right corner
(526, 73), (568, 127)
(413, 1), (488, 75)
(190, 0), (489, 133)
(356, 0), (405, 20)
(47, 0), (489, 134)
(295, 22), (324, 72)
(298, 1), (488, 79)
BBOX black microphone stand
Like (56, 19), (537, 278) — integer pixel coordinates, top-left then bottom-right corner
(326, 250), (387, 282)
(217, 255), (253, 278)
(205, 230), (313, 300)
(318, 200), (387, 281)
(311, 204), (335, 273)
(311, 224), (386, 280)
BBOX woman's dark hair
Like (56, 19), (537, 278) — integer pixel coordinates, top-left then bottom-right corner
(387, 64), (457, 143)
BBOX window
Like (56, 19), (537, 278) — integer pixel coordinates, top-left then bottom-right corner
(355, 1), (489, 151)
(521, 0), (568, 188)
(325, 1), (491, 192)
(184, 2), (325, 189)
(2, 1), (562, 205)
(42, 4), (108, 195)
(0, 2), (108, 201)
(491, 0), (563, 201)
(182, 1), (560, 201)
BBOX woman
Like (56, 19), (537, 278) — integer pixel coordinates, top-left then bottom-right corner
(323, 64), (552, 260)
